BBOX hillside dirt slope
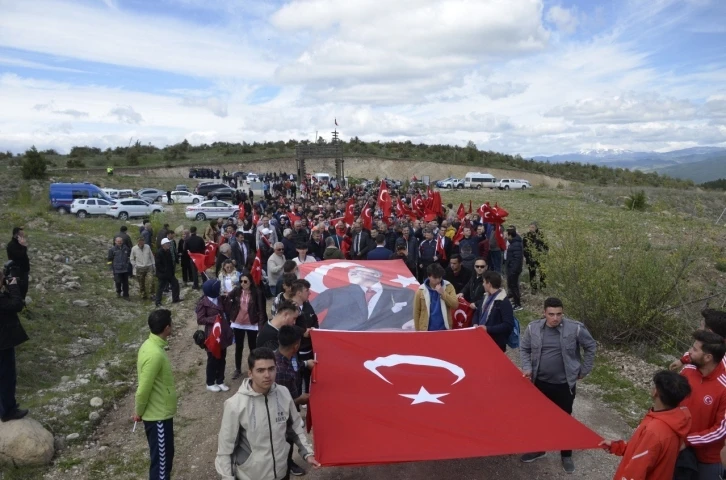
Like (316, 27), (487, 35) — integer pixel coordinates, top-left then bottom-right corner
(135, 157), (571, 188)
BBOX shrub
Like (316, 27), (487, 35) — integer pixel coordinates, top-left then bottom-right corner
(541, 222), (697, 348)
(21, 146), (47, 179)
(716, 258), (726, 273)
(624, 190), (648, 211)
(126, 148), (140, 166)
(66, 159), (85, 168)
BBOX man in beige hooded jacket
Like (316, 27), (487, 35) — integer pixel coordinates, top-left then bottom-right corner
(216, 347), (319, 480)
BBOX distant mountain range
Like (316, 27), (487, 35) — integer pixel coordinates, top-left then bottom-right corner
(533, 147), (726, 184)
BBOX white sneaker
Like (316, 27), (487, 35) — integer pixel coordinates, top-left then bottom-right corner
(217, 384), (230, 392)
(206, 385), (221, 393)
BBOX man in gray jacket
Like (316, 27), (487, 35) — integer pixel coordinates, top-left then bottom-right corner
(519, 297), (596, 474)
(107, 236), (131, 299)
(216, 347), (319, 480)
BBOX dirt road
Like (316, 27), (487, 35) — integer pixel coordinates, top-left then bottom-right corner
(44, 294), (629, 480)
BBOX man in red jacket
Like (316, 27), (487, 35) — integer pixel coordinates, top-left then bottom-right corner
(680, 330), (726, 478)
(599, 370), (692, 479)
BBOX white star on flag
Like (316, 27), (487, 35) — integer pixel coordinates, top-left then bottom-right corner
(399, 386), (449, 405)
(391, 274), (418, 289)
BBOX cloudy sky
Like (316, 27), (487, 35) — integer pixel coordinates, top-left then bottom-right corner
(0, 0), (725, 156)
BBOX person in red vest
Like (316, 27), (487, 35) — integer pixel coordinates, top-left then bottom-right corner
(599, 370), (692, 480)
(679, 330), (726, 478)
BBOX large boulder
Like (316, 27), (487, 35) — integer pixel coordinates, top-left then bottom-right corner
(0, 418), (54, 466)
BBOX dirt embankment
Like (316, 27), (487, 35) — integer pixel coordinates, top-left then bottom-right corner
(129, 157), (571, 188)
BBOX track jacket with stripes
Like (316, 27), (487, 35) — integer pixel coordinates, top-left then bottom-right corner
(680, 363), (726, 463)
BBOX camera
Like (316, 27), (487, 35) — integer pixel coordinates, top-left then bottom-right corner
(2, 261), (18, 286)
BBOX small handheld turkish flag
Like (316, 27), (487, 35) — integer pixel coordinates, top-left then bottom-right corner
(204, 315), (223, 359)
(452, 297), (474, 329)
(188, 252), (206, 274)
(456, 203), (466, 221)
(360, 207), (373, 231)
(204, 242), (218, 270)
(343, 198), (356, 226)
(251, 249), (263, 286)
(309, 329), (602, 466)
(238, 202), (245, 220)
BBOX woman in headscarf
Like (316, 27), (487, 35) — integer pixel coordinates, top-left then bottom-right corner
(223, 272), (267, 380)
(195, 279), (232, 393)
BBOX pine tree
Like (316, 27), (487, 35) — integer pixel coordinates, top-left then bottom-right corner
(21, 146), (47, 179)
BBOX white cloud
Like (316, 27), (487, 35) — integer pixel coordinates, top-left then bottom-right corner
(545, 5), (579, 34)
(109, 106), (144, 124)
(0, 1), (276, 80)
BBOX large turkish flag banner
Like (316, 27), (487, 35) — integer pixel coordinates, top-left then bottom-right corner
(309, 328), (602, 466)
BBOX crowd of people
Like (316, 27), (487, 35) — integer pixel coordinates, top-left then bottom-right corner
(2, 169), (726, 480)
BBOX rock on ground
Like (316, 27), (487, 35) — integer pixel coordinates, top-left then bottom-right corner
(0, 417), (55, 466)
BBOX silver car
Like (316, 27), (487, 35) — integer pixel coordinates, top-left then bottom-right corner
(107, 199), (164, 220)
(136, 188), (166, 203)
(185, 200), (239, 221)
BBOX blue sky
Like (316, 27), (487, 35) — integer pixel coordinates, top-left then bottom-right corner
(0, 0), (724, 155)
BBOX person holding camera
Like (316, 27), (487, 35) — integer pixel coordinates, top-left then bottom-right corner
(6, 227), (29, 301)
(0, 269), (29, 422)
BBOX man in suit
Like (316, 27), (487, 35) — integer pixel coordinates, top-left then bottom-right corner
(311, 266), (414, 331)
(366, 234), (394, 260)
(351, 221), (373, 260)
(231, 231), (253, 273)
(184, 226), (205, 290)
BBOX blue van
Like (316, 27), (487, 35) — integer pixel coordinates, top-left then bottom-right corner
(49, 183), (113, 214)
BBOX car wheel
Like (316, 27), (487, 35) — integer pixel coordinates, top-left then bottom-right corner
(477, 185), (482, 190)
(192, 198), (200, 204)
(168, 199), (174, 205)
(156, 196), (162, 203)
(504, 185), (510, 190)
(521, 185), (527, 189)
(118, 212), (129, 220)
(195, 213), (206, 221)
(456, 184), (463, 189)
(153, 210), (161, 215)
(57, 207), (68, 215)
(76, 210), (87, 219)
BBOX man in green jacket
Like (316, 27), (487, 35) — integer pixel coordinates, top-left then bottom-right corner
(133, 309), (177, 480)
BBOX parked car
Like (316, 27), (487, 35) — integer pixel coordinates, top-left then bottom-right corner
(107, 199), (164, 220)
(101, 188), (120, 199)
(117, 189), (135, 198)
(49, 182), (114, 214)
(162, 190), (205, 204)
(435, 178), (450, 188)
(70, 198), (114, 218)
(246, 173), (259, 183)
(185, 200), (239, 221)
(206, 186), (237, 200)
(136, 188), (166, 203)
(440, 178), (464, 189)
(194, 182), (228, 196)
(497, 179), (530, 190)
(175, 184), (189, 192)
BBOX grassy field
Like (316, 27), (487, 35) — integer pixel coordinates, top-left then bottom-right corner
(0, 167), (723, 475)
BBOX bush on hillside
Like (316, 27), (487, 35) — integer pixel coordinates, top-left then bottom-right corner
(126, 148), (140, 166)
(624, 190), (648, 211)
(541, 224), (697, 349)
(66, 158), (85, 168)
(21, 146), (47, 179)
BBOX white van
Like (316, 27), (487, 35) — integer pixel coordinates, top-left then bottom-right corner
(312, 173), (331, 183)
(464, 172), (497, 189)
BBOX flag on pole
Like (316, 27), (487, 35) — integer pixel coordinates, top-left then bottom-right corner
(204, 315), (223, 359)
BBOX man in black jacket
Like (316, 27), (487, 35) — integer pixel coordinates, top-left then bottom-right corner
(460, 257), (487, 306)
(291, 279), (318, 394)
(474, 271), (515, 352)
(0, 271), (28, 422)
(155, 238), (180, 307)
(6, 227), (29, 301)
(185, 226), (205, 289)
(505, 227), (524, 311)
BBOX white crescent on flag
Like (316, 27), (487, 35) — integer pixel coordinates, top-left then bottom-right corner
(453, 309), (468, 328)
(363, 354), (466, 385)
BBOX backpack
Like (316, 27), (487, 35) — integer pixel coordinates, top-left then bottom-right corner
(507, 316), (521, 349)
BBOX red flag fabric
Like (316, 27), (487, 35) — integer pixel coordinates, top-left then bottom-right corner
(238, 203), (245, 220)
(251, 250), (262, 286)
(335, 118), (338, 126)
(288, 210), (301, 225)
(452, 297), (474, 328)
(360, 207), (373, 231)
(377, 181), (392, 220)
(494, 224), (507, 251)
(308, 328), (602, 466)
(188, 252), (207, 274)
(468, 200), (473, 214)
(204, 242), (218, 270)
(413, 195), (424, 217)
(299, 259), (419, 330)
(343, 198), (356, 226)
(252, 211), (260, 226)
(204, 315), (223, 359)
(436, 235), (447, 261)
(433, 190), (444, 216)
(452, 223), (464, 246)
(456, 203), (466, 221)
